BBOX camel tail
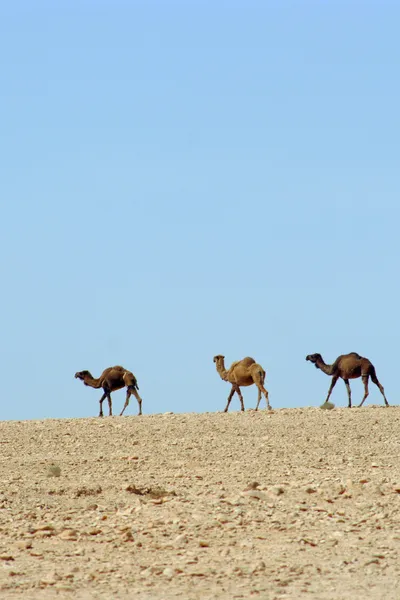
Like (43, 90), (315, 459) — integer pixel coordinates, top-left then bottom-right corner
(131, 376), (139, 390)
(123, 371), (139, 390)
(369, 364), (377, 381)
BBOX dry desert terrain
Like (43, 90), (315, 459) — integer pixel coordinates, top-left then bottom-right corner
(0, 406), (399, 599)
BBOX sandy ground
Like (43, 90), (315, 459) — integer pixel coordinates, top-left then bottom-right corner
(0, 406), (399, 599)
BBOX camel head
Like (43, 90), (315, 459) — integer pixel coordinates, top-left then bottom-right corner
(75, 370), (91, 382)
(306, 354), (322, 369)
(213, 355), (225, 364)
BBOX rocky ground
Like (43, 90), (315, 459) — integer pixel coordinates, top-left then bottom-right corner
(0, 406), (399, 599)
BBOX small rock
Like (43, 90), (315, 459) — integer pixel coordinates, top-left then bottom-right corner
(58, 529), (78, 541)
(15, 541), (32, 550)
(47, 465), (61, 478)
(271, 486), (285, 496)
(242, 490), (268, 501)
(250, 560), (266, 573)
(174, 534), (188, 545)
(225, 496), (242, 506)
(245, 482), (260, 491)
(122, 530), (134, 542)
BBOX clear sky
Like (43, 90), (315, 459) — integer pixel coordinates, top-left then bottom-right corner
(1, 1), (399, 420)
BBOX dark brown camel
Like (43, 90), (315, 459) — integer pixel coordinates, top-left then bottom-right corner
(74, 365), (143, 417)
(306, 352), (389, 408)
(213, 355), (271, 411)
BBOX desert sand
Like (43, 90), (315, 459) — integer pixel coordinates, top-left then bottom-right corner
(0, 406), (399, 599)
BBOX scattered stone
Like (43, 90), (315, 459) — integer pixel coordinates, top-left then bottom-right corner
(47, 465), (61, 477)
(58, 529), (79, 541)
(271, 486), (285, 496)
(245, 482), (260, 490)
(122, 530), (134, 542)
(320, 402), (335, 410)
(242, 490), (269, 501)
(75, 485), (102, 498)
(15, 541), (32, 550)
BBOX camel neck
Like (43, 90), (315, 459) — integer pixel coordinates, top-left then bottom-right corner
(216, 361), (228, 381)
(84, 375), (102, 389)
(316, 359), (334, 376)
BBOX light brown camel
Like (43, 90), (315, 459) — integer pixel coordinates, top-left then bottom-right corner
(74, 366), (143, 417)
(213, 355), (271, 412)
(306, 352), (389, 408)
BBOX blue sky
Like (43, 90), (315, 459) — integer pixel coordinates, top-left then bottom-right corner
(1, 1), (399, 420)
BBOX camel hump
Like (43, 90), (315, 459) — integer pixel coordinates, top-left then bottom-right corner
(241, 357), (256, 366)
(348, 352), (363, 359)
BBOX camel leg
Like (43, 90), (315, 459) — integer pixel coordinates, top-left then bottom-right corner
(224, 386), (236, 412)
(107, 393), (113, 416)
(235, 385), (245, 412)
(255, 385), (271, 410)
(343, 379), (352, 408)
(262, 386), (271, 410)
(120, 386), (143, 416)
(371, 373), (389, 407)
(98, 392), (107, 417)
(324, 375), (339, 404)
(255, 387), (262, 411)
(358, 375), (369, 407)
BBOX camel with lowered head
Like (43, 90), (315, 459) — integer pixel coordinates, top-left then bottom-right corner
(213, 355), (271, 412)
(306, 352), (389, 408)
(75, 365), (143, 417)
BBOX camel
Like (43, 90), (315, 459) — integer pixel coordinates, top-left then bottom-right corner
(213, 355), (271, 412)
(306, 352), (389, 408)
(74, 365), (143, 417)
